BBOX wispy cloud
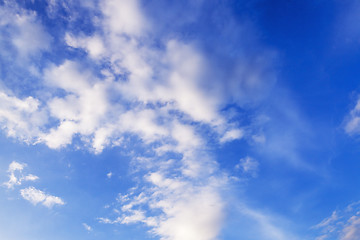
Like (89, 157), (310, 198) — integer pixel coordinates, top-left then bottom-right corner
(236, 156), (259, 178)
(233, 203), (299, 240)
(82, 223), (92, 232)
(313, 201), (360, 240)
(344, 97), (360, 135)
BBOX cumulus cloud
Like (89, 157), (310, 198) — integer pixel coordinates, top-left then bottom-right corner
(0, 0), (268, 154)
(3, 161), (39, 189)
(20, 187), (65, 208)
(0, 0), (280, 239)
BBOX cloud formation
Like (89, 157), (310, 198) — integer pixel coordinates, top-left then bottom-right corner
(3, 161), (39, 189)
(99, 171), (225, 240)
(3, 161), (64, 209)
(20, 186), (65, 208)
(0, 0), (279, 239)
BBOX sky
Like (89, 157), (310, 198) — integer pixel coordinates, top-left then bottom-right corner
(2, 0), (360, 239)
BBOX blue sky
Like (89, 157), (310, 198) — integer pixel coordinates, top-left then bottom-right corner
(2, 0), (360, 239)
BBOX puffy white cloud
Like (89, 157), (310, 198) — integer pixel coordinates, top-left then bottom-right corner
(0, 91), (46, 143)
(41, 60), (110, 150)
(20, 187), (64, 208)
(4, 161), (64, 211)
(8, 161), (25, 173)
(101, 0), (148, 36)
(3, 161), (39, 189)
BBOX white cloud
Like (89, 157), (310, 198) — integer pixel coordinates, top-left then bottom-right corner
(220, 129), (244, 143)
(40, 17), (231, 238)
(20, 187), (64, 208)
(101, 0), (148, 36)
(107, 172), (112, 179)
(0, 3), (51, 58)
(4, 161), (64, 210)
(22, 174), (39, 182)
(0, 1), (280, 239)
(100, 171), (225, 240)
(0, 91), (46, 143)
(8, 161), (26, 172)
(65, 34), (105, 59)
(41, 60), (110, 150)
(11, 11), (51, 57)
(3, 161), (39, 189)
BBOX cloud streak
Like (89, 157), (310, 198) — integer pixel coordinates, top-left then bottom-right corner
(314, 201), (360, 240)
